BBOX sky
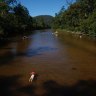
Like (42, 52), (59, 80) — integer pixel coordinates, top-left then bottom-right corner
(19, 0), (75, 17)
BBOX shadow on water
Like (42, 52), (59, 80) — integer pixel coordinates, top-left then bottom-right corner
(18, 84), (36, 96)
(0, 72), (39, 96)
(0, 75), (96, 96)
(17, 74), (39, 96)
(0, 51), (16, 66)
(42, 80), (96, 96)
(16, 79), (96, 96)
(0, 75), (22, 96)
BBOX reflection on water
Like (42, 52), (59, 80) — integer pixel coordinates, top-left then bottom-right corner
(4, 31), (60, 57)
(26, 47), (57, 57)
(0, 30), (96, 95)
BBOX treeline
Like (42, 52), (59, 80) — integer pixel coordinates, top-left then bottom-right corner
(0, 0), (33, 37)
(0, 0), (53, 38)
(53, 0), (96, 39)
(34, 15), (53, 29)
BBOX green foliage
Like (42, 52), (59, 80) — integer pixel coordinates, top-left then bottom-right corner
(34, 15), (53, 29)
(14, 4), (29, 17)
(53, 0), (96, 39)
(0, 1), (53, 38)
(0, 1), (35, 37)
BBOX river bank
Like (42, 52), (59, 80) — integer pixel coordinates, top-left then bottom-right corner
(54, 29), (96, 55)
(55, 29), (96, 40)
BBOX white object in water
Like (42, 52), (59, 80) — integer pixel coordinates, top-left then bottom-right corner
(80, 35), (82, 38)
(55, 31), (58, 34)
(29, 72), (35, 82)
(22, 36), (28, 39)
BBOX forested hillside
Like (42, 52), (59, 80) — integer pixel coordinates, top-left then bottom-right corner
(34, 15), (53, 29)
(0, 0), (53, 38)
(53, 0), (96, 39)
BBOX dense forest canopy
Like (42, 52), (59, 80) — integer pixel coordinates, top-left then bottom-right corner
(34, 15), (53, 29)
(53, 0), (96, 39)
(0, 0), (33, 37)
(0, 0), (53, 38)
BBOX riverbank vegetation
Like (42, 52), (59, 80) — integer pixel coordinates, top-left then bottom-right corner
(0, 0), (53, 39)
(53, 0), (96, 39)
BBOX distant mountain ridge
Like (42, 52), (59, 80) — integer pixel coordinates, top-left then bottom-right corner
(34, 15), (53, 19)
(33, 15), (54, 28)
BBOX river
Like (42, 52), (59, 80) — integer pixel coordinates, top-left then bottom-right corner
(0, 29), (96, 96)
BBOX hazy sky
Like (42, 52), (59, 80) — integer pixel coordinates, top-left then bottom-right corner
(19, 0), (75, 17)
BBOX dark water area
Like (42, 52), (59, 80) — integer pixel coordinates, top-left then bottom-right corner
(0, 29), (96, 96)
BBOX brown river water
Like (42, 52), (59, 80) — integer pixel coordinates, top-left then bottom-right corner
(0, 30), (96, 96)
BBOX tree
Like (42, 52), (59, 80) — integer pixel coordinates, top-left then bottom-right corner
(13, 4), (31, 33)
(53, 0), (96, 39)
(66, 0), (75, 6)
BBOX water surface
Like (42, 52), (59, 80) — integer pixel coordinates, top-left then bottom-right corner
(0, 30), (96, 96)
